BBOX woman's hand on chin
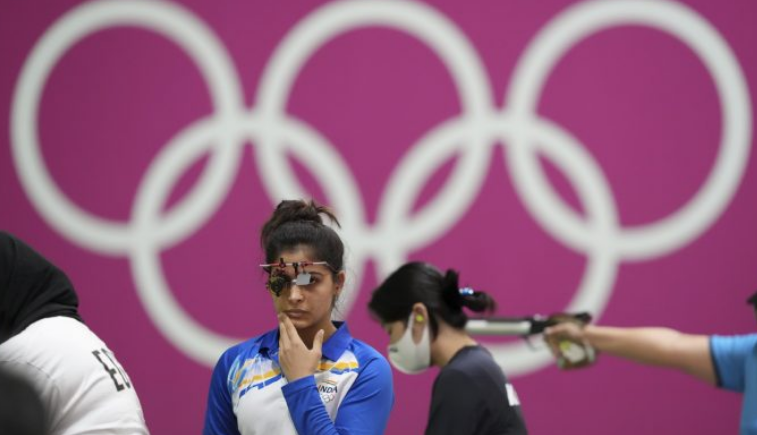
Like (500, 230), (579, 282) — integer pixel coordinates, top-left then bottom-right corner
(278, 313), (324, 381)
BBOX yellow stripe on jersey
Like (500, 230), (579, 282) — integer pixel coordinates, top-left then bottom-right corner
(318, 361), (359, 371)
(239, 368), (282, 388)
(232, 359), (258, 384)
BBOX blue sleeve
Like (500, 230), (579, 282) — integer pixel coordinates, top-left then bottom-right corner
(710, 334), (757, 392)
(334, 357), (394, 434)
(282, 357), (394, 435)
(203, 351), (241, 435)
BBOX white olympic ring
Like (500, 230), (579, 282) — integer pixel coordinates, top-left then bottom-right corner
(10, 0), (751, 374)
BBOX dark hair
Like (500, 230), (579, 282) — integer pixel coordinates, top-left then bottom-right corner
(368, 262), (496, 337)
(260, 199), (344, 274)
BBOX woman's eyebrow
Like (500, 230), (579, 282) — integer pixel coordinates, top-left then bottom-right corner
(272, 269), (295, 277)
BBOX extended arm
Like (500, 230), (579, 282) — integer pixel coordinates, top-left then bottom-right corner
(545, 323), (716, 385)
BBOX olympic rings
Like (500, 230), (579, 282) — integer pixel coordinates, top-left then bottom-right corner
(11, 0), (751, 373)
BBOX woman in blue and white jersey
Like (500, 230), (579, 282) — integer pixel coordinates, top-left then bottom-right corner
(203, 199), (394, 435)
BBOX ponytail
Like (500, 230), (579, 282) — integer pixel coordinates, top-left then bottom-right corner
(368, 262), (498, 337)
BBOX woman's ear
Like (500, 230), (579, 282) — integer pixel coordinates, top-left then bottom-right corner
(334, 271), (346, 295)
(411, 303), (429, 344)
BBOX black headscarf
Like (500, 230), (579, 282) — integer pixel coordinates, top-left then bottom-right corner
(0, 232), (83, 345)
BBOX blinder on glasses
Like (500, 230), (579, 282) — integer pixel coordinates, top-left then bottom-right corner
(260, 258), (334, 297)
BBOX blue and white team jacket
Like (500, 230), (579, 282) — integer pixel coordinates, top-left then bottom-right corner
(204, 322), (394, 435)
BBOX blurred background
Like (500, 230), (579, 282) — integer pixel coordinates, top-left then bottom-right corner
(1, 0), (756, 433)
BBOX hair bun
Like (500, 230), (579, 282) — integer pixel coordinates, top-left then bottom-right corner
(460, 287), (497, 313)
(275, 199), (330, 225)
(260, 199), (340, 248)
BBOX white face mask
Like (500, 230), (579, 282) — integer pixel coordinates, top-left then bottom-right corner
(387, 312), (430, 374)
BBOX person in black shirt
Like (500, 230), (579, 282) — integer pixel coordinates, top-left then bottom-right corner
(368, 262), (528, 435)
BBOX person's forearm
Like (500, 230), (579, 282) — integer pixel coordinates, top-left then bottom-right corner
(283, 376), (343, 435)
(582, 325), (715, 384)
(584, 326), (680, 365)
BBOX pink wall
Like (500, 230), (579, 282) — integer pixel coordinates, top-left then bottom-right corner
(2, 0), (756, 434)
